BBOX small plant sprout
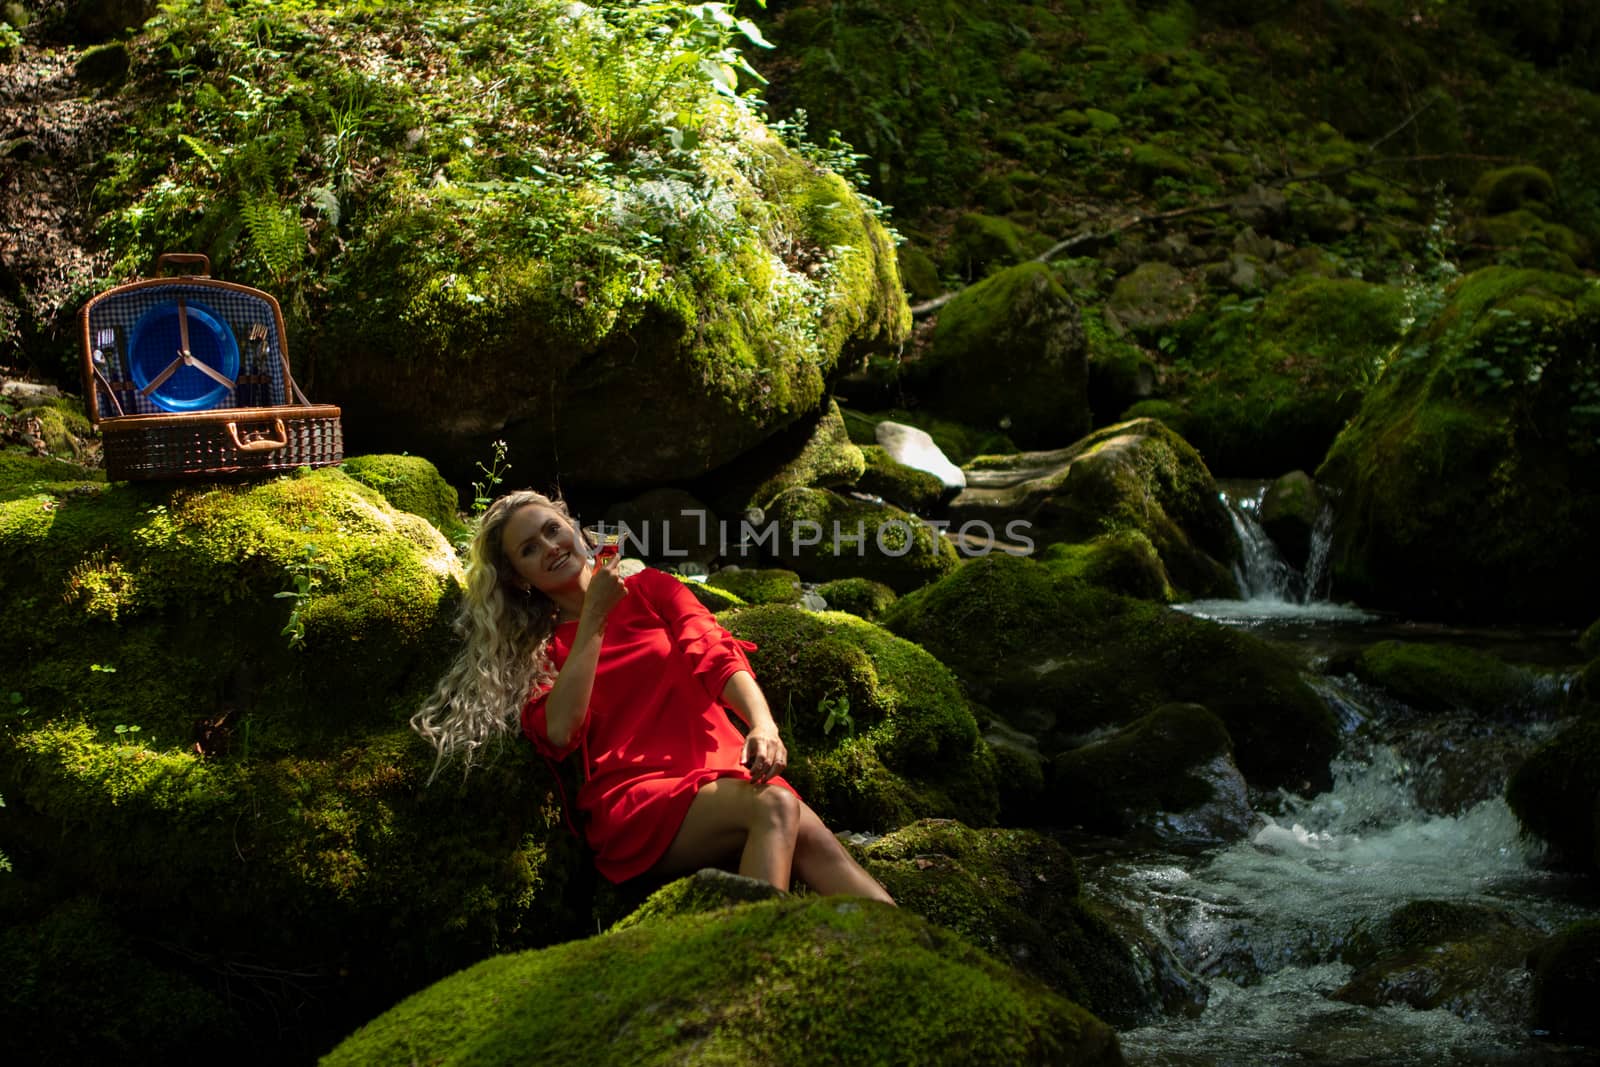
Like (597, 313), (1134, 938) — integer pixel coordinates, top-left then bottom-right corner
(472, 439), (511, 517)
(818, 692), (855, 738)
(276, 542), (327, 649)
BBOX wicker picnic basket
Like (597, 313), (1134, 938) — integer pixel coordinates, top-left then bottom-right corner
(79, 254), (342, 481)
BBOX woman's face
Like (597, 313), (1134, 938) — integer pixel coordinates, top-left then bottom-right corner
(500, 503), (588, 597)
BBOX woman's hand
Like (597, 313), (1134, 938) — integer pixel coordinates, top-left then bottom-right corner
(580, 553), (629, 623)
(741, 727), (787, 785)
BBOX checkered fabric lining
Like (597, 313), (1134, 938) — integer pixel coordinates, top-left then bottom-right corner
(86, 282), (290, 418)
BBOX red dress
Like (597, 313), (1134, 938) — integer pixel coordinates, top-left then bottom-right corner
(521, 566), (797, 883)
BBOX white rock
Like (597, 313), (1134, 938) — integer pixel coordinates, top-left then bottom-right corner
(874, 421), (965, 491)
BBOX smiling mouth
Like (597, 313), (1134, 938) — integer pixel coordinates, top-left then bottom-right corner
(548, 551), (570, 571)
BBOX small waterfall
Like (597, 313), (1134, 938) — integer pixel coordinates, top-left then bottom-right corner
(1222, 487), (1306, 602)
(1178, 482), (1368, 624)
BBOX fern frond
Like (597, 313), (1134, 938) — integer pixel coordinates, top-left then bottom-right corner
(179, 134), (222, 172)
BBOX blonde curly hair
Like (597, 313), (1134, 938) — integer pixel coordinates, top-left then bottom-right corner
(411, 489), (591, 781)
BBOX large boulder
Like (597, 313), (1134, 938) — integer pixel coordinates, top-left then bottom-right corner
(724, 606), (1000, 831)
(882, 555), (1339, 794)
(1506, 717), (1600, 874)
(0, 458), (585, 1060)
(1317, 268), (1600, 623)
(86, 2), (909, 492)
(1156, 277), (1406, 475)
(322, 896), (1125, 1067)
(1049, 704), (1253, 848)
(1333, 900), (1544, 1022)
(910, 261), (1090, 448)
(762, 487), (960, 592)
(950, 418), (1240, 599)
(855, 820), (1181, 1027)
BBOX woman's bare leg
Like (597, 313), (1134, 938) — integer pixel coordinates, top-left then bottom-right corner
(791, 803), (895, 904)
(652, 779), (800, 890)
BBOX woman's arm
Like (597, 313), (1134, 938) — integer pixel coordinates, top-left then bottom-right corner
(540, 560), (628, 749)
(722, 670), (788, 785)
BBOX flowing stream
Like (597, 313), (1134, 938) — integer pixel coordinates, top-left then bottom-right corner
(1091, 484), (1599, 1066)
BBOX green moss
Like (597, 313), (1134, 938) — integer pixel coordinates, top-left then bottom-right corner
(1172, 277), (1407, 474)
(1353, 640), (1548, 713)
(682, 577), (746, 612)
(957, 417), (1238, 599)
(744, 399), (866, 512)
(323, 897), (1123, 1067)
(856, 444), (944, 513)
(882, 554), (1338, 792)
(898, 243), (945, 300)
(1107, 263), (1197, 337)
(725, 606), (999, 830)
(0, 464), (586, 1058)
(764, 488), (958, 593)
(916, 261), (1090, 447)
(610, 869), (786, 932)
(1040, 531), (1175, 602)
(1317, 268), (1600, 622)
(341, 454), (467, 541)
(945, 212), (1029, 278)
(706, 567), (803, 605)
(0, 452), (102, 494)
(814, 577), (897, 620)
(1472, 165), (1556, 214)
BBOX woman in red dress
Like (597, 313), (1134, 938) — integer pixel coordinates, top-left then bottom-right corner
(413, 490), (892, 901)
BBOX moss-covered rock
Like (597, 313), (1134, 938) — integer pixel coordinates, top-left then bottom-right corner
(0, 458), (584, 1059)
(725, 606), (999, 831)
(1333, 899), (1542, 1021)
(340, 453), (467, 541)
(945, 212), (1032, 279)
(763, 487), (959, 593)
(705, 566), (804, 606)
(1166, 277), (1407, 475)
(856, 820), (1165, 1027)
(1106, 262), (1198, 337)
(814, 576), (897, 620)
(680, 576), (746, 612)
(1506, 717), (1600, 872)
(1317, 268), (1600, 622)
(1462, 209), (1587, 273)
(93, 3), (909, 494)
(1049, 704), (1252, 847)
(951, 418), (1239, 599)
(1039, 531), (1175, 602)
(609, 868), (785, 933)
(1351, 640), (1552, 714)
(1472, 165), (1556, 215)
(1530, 920), (1600, 1042)
(740, 399), (867, 513)
(1258, 470), (1326, 569)
(882, 554), (1338, 793)
(913, 261), (1090, 448)
(322, 896), (1125, 1067)
(857, 443), (946, 513)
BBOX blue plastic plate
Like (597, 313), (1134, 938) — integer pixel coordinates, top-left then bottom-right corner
(127, 298), (240, 412)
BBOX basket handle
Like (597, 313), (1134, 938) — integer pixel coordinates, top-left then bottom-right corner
(157, 253), (212, 277)
(227, 418), (288, 452)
